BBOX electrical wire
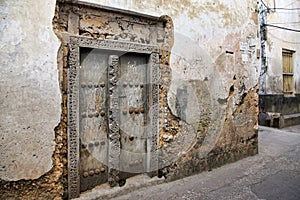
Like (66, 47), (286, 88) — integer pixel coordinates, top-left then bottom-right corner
(261, 0), (270, 10)
(273, 7), (300, 10)
(269, 21), (300, 24)
(272, 10), (300, 14)
(265, 23), (300, 32)
(261, 0), (300, 11)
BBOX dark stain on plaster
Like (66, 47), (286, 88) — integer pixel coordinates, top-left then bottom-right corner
(218, 97), (228, 105)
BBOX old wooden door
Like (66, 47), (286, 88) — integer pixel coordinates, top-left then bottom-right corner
(67, 37), (159, 198)
(78, 48), (149, 191)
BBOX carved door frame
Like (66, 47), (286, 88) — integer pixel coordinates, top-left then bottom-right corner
(67, 35), (159, 198)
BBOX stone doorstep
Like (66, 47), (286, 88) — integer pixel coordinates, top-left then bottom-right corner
(283, 113), (300, 128)
(75, 174), (166, 200)
(262, 112), (300, 129)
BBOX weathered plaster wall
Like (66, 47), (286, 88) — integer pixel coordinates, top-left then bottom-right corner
(80, 0), (260, 167)
(1, 0), (260, 199)
(263, 0), (300, 94)
(258, 0), (300, 127)
(0, 0), (61, 181)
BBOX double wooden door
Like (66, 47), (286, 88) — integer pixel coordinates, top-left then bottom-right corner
(79, 48), (150, 191)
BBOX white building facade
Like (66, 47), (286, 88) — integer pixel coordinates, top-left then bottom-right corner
(259, 0), (300, 127)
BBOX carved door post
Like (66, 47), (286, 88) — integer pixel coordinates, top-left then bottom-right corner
(107, 55), (121, 187)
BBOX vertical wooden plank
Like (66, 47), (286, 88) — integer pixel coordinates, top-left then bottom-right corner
(119, 53), (148, 174)
(79, 49), (109, 192)
(290, 53), (292, 72)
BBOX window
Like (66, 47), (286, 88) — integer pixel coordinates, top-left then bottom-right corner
(282, 49), (295, 95)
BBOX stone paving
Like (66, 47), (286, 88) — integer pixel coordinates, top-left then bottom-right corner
(77, 125), (300, 200)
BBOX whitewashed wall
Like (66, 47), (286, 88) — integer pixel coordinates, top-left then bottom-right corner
(264, 0), (300, 94)
(0, 1), (61, 181)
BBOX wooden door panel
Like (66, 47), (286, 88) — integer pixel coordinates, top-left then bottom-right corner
(79, 48), (109, 191)
(119, 53), (148, 174)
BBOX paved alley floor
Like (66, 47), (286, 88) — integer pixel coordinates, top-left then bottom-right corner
(78, 125), (300, 200)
